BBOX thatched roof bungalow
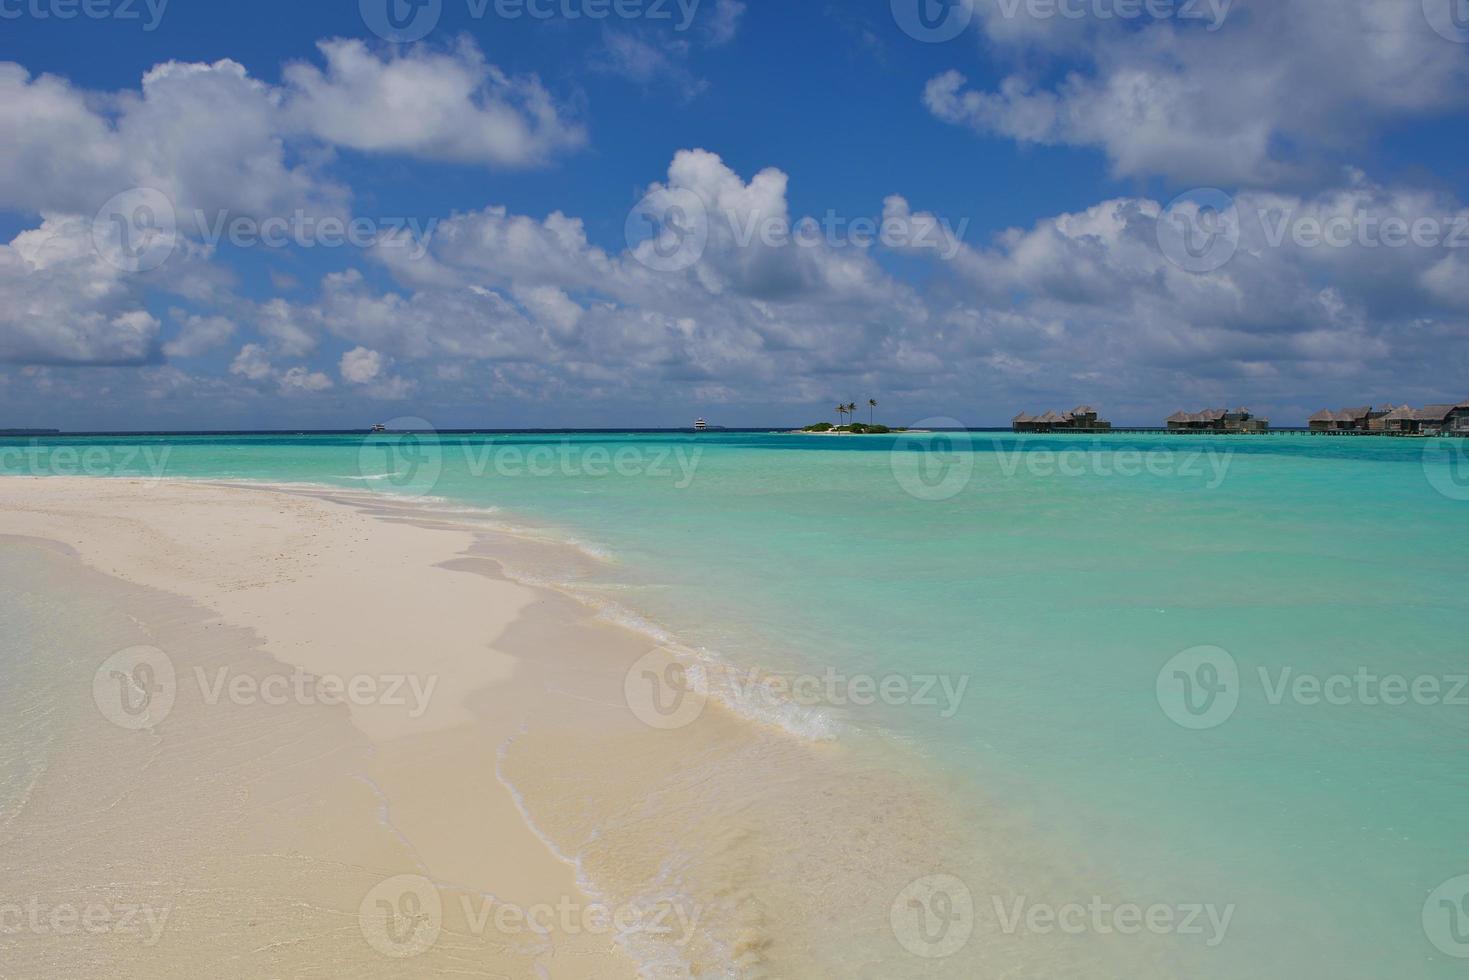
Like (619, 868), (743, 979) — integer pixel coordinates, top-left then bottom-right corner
(1412, 405), (1460, 435)
(1309, 407), (1375, 432)
(1167, 408), (1268, 432)
(1012, 406), (1112, 433)
(1168, 409), (1224, 429)
(1374, 405), (1416, 432)
(1364, 401), (1469, 435)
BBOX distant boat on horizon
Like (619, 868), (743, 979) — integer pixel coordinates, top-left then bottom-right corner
(694, 418), (708, 431)
(370, 423), (387, 433)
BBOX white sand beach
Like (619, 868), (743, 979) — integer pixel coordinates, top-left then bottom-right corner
(0, 477), (1185, 979)
(0, 479), (959, 978)
(0, 477), (649, 978)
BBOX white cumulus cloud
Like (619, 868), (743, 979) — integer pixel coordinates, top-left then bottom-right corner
(282, 39), (585, 167)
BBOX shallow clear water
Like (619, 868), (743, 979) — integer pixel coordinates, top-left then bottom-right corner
(0, 543), (115, 831)
(4, 430), (1468, 976)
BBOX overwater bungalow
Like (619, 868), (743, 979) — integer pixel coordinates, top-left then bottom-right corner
(1376, 405), (1419, 434)
(1308, 407), (1377, 432)
(1454, 403), (1469, 434)
(1012, 406), (1112, 433)
(1407, 404), (1465, 436)
(1316, 401), (1469, 435)
(1166, 408), (1269, 433)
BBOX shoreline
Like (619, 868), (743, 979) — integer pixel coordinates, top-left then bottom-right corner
(0, 478), (991, 977)
(0, 475), (1210, 978)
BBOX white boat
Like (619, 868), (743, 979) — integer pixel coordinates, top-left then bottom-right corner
(694, 418), (708, 431)
(370, 423), (387, 432)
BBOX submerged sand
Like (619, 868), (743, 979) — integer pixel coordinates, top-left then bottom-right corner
(0, 478), (1194, 979)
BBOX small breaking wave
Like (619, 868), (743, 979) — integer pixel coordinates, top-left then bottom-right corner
(332, 472), (403, 481)
(586, 601), (844, 743)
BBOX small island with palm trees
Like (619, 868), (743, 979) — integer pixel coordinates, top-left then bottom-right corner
(796, 400), (904, 434)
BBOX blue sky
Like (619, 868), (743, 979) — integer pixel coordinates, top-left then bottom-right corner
(2, 0), (1468, 429)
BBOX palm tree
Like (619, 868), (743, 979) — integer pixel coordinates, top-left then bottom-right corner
(868, 398), (877, 424)
(835, 404), (846, 425)
(846, 402), (857, 425)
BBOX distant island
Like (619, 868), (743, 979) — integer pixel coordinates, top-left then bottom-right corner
(794, 399), (902, 433)
(798, 422), (901, 434)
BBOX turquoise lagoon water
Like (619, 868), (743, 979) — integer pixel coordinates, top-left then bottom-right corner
(3, 429), (1468, 976)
